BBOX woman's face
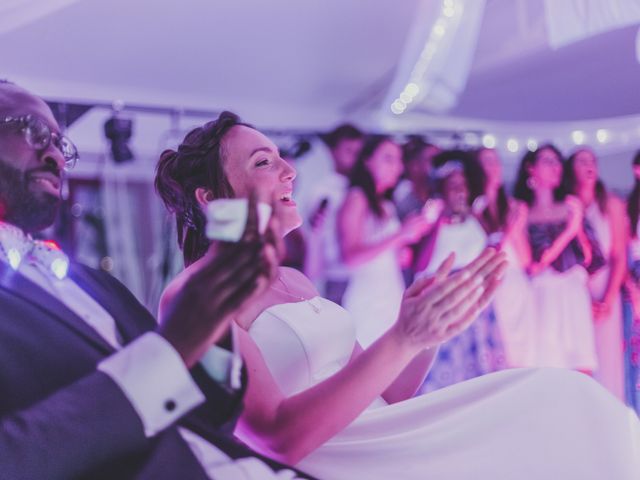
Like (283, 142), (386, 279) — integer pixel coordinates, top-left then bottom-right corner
(478, 148), (503, 190)
(406, 145), (440, 183)
(528, 147), (562, 190)
(365, 140), (404, 192)
(221, 125), (301, 235)
(634, 163), (640, 181)
(572, 149), (598, 188)
(442, 170), (469, 215)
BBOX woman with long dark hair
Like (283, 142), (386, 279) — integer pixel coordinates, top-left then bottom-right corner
(625, 150), (640, 411)
(155, 113), (639, 479)
(337, 135), (429, 347)
(513, 144), (602, 372)
(474, 147), (537, 367)
(564, 148), (627, 401)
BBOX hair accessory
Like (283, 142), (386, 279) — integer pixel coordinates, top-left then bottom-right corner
(432, 160), (464, 180)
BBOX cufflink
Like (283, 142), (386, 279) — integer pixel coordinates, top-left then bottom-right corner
(164, 399), (177, 412)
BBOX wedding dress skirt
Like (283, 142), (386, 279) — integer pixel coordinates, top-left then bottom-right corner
(235, 297), (640, 479)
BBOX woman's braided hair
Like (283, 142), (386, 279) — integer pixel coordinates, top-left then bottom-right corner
(155, 111), (252, 266)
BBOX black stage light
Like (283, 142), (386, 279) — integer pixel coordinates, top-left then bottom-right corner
(104, 116), (134, 163)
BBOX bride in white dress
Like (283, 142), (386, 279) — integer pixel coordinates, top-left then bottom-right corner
(159, 113), (640, 480)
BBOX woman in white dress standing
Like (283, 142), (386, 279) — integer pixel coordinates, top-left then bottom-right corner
(338, 135), (429, 347)
(156, 113), (640, 480)
(474, 147), (538, 367)
(513, 144), (602, 372)
(564, 148), (627, 401)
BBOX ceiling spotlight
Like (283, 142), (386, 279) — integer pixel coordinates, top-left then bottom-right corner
(506, 138), (519, 153)
(104, 115), (134, 163)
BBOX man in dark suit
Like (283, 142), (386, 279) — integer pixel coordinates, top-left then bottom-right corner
(0, 81), (310, 479)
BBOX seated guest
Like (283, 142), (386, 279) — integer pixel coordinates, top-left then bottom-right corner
(158, 113), (640, 480)
(0, 81), (309, 479)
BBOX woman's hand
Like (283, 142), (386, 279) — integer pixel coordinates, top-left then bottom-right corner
(398, 213), (431, 245)
(592, 299), (612, 320)
(565, 195), (584, 236)
(391, 248), (507, 353)
(158, 194), (280, 368)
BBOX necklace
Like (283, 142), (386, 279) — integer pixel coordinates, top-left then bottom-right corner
(270, 276), (320, 313)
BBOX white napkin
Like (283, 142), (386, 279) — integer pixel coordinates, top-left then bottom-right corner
(206, 198), (272, 242)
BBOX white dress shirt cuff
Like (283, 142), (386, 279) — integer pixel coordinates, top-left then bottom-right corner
(98, 331), (205, 437)
(199, 344), (243, 390)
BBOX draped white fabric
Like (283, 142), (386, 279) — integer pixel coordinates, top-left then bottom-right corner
(382, 0), (486, 115)
(0, 0), (84, 35)
(544, 0), (640, 49)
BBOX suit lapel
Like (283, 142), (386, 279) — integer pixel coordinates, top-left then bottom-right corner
(0, 262), (115, 354)
(68, 263), (155, 344)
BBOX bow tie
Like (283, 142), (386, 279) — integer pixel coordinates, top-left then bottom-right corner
(0, 222), (69, 280)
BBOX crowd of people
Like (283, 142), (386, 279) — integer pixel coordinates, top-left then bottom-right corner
(1, 81), (639, 479)
(293, 124), (640, 408)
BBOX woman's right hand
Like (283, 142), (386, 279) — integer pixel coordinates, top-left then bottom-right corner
(391, 248), (507, 353)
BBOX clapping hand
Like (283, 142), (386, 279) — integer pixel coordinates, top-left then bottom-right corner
(392, 248), (507, 352)
(159, 193), (279, 368)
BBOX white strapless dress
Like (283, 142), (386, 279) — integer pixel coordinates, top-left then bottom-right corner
(342, 203), (404, 348)
(235, 297), (640, 480)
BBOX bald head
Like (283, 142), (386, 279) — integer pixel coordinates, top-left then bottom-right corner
(0, 82), (63, 232)
(0, 82), (57, 126)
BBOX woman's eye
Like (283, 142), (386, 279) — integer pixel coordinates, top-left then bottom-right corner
(256, 159), (269, 167)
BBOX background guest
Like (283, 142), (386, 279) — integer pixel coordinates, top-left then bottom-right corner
(564, 148), (627, 401)
(394, 137), (440, 221)
(338, 135), (428, 347)
(415, 150), (506, 392)
(514, 144), (601, 373)
(297, 124), (364, 304)
(624, 150), (640, 410)
(474, 147), (537, 367)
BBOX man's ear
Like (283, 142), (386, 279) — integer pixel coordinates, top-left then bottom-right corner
(195, 187), (214, 207)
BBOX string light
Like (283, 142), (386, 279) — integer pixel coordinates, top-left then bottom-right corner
(389, 0), (461, 115)
(526, 138), (538, 151)
(596, 129), (610, 143)
(482, 134), (497, 148)
(571, 130), (586, 145)
(506, 138), (519, 153)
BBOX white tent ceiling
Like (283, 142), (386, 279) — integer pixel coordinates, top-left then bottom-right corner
(2, 0), (640, 189)
(3, 0), (639, 126)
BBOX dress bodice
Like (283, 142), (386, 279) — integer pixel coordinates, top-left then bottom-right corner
(247, 297), (357, 396)
(360, 201), (401, 245)
(528, 220), (605, 274)
(348, 201), (402, 280)
(422, 216), (487, 276)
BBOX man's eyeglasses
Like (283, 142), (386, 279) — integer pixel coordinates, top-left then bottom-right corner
(0, 114), (79, 170)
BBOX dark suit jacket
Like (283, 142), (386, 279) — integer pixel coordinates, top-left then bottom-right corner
(0, 261), (303, 479)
